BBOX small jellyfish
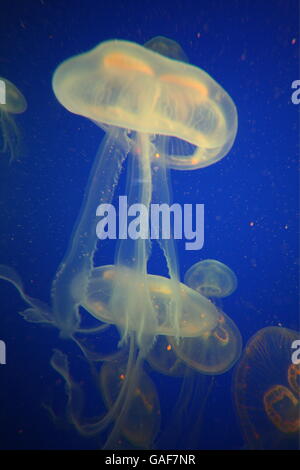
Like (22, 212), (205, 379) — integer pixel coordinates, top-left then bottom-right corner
(233, 326), (300, 449)
(144, 36), (189, 63)
(0, 77), (27, 163)
(184, 259), (238, 298)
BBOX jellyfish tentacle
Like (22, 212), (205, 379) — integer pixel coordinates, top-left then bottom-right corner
(102, 340), (146, 449)
(0, 77), (27, 163)
(49, 331), (136, 437)
(150, 148), (182, 337)
(0, 264), (53, 323)
(111, 133), (158, 352)
(51, 128), (130, 336)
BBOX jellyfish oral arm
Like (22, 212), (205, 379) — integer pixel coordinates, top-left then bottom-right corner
(109, 133), (158, 350)
(51, 129), (129, 336)
(0, 264), (53, 324)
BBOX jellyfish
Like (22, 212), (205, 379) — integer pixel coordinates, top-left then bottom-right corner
(0, 77), (27, 163)
(233, 326), (300, 449)
(0, 36), (238, 449)
(144, 35), (189, 63)
(184, 259), (238, 299)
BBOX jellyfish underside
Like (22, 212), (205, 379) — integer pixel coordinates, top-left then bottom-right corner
(0, 37), (239, 449)
(0, 77), (26, 163)
(234, 327), (300, 450)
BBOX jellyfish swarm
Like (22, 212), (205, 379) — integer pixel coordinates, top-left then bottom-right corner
(234, 327), (300, 450)
(0, 37), (238, 449)
(0, 77), (27, 163)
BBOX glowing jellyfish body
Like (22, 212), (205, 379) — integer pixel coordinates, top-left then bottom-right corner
(234, 327), (300, 449)
(0, 77), (27, 163)
(0, 37), (238, 449)
(170, 311), (242, 375)
(50, 39), (237, 349)
(184, 259), (238, 298)
(79, 265), (218, 338)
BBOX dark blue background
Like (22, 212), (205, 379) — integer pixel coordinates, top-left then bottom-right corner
(0, 0), (298, 449)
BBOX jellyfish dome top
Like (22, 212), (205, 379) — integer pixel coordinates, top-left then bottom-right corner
(0, 77), (27, 162)
(0, 77), (27, 114)
(144, 35), (189, 63)
(52, 39), (237, 170)
(185, 259), (238, 298)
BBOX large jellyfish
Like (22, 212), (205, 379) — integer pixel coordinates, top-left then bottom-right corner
(233, 326), (300, 450)
(0, 37), (238, 449)
(0, 77), (27, 163)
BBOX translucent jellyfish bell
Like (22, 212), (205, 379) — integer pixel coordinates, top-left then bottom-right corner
(76, 265), (218, 339)
(146, 335), (188, 377)
(0, 77), (27, 162)
(52, 39), (237, 171)
(170, 311), (242, 375)
(233, 327), (300, 449)
(0, 77), (27, 114)
(184, 259), (238, 298)
(144, 36), (189, 63)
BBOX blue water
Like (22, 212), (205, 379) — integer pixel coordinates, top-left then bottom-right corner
(0, 0), (298, 450)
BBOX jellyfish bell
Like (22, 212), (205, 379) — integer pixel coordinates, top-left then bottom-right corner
(0, 77), (27, 163)
(184, 259), (238, 299)
(146, 334), (188, 377)
(52, 39), (237, 171)
(76, 264), (219, 340)
(233, 326), (300, 449)
(0, 77), (27, 115)
(288, 363), (300, 396)
(170, 310), (242, 375)
(144, 36), (189, 63)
